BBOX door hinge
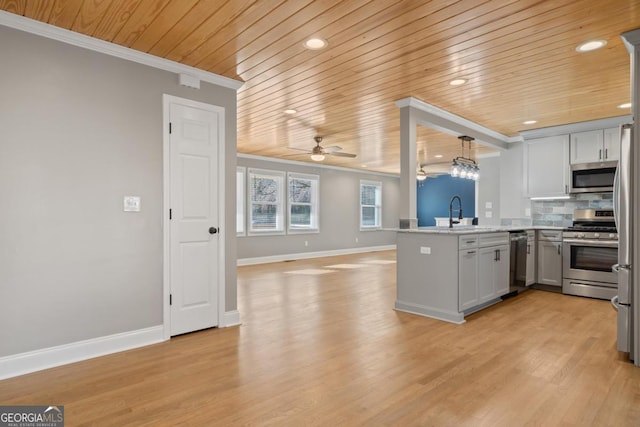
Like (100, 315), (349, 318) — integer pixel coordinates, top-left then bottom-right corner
(169, 208), (172, 220)
(170, 294), (172, 305)
(169, 122), (172, 134)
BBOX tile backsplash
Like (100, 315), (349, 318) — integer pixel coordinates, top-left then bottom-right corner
(499, 193), (613, 227)
(530, 193), (613, 227)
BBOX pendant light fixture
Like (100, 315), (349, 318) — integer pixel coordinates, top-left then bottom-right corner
(450, 135), (480, 180)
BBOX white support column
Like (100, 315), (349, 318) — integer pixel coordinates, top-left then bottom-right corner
(398, 105), (418, 229)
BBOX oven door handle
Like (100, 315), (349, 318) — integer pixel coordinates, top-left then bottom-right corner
(563, 239), (618, 247)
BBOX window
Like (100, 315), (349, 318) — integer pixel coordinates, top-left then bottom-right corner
(236, 167), (245, 236)
(248, 168), (285, 234)
(360, 180), (382, 229)
(288, 173), (319, 232)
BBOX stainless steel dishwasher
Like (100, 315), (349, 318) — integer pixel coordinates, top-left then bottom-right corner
(507, 230), (528, 296)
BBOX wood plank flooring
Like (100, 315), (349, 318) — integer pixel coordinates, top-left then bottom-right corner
(1, 250), (639, 426)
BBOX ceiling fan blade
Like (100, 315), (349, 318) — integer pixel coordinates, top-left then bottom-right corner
(322, 145), (343, 153)
(328, 151), (356, 158)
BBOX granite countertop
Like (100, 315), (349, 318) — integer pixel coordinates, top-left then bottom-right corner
(396, 225), (565, 234)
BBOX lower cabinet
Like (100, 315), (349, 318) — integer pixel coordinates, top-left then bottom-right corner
(459, 233), (509, 312)
(537, 230), (563, 287)
(525, 231), (536, 286)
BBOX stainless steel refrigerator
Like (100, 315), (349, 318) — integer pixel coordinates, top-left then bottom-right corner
(612, 123), (634, 360)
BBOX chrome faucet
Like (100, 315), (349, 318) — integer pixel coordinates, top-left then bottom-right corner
(449, 195), (463, 228)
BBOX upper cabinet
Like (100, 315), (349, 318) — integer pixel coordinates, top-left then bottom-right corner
(570, 127), (620, 164)
(525, 134), (570, 198)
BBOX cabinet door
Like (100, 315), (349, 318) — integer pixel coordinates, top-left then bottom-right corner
(525, 239), (536, 286)
(603, 127), (620, 161)
(478, 246), (498, 303)
(526, 135), (570, 198)
(459, 249), (478, 311)
(537, 241), (562, 286)
(570, 130), (603, 164)
(494, 245), (510, 296)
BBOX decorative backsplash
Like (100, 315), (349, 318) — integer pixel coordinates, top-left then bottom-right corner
(530, 193), (613, 227)
(499, 193), (613, 227)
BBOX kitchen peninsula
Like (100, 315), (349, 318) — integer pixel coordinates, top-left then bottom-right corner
(395, 227), (512, 324)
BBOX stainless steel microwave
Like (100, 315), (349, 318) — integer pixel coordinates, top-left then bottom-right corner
(570, 161), (617, 193)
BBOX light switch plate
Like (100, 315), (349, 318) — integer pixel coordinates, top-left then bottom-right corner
(485, 202), (493, 209)
(124, 196), (141, 212)
(420, 246), (431, 255)
(485, 211), (493, 218)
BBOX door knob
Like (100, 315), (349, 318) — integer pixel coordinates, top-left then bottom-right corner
(209, 227), (218, 234)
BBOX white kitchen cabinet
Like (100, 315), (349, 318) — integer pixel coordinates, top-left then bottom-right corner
(458, 247), (479, 311)
(537, 230), (563, 287)
(570, 128), (620, 164)
(525, 230), (536, 286)
(458, 233), (509, 311)
(525, 135), (570, 198)
(603, 127), (621, 161)
(478, 245), (509, 302)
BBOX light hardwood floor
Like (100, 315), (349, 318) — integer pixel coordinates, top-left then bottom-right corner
(2, 250), (639, 426)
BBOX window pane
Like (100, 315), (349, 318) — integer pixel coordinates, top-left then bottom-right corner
(251, 204), (277, 229)
(290, 204), (311, 226)
(251, 176), (278, 202)
(289, 178), (312, 203)
(362, 206), (377, 226)
(361, 185), (377, 205)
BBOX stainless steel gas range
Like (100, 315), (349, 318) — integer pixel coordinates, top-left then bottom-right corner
(562, 209), (619, 300)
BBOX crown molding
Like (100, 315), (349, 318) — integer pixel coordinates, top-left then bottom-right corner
(0, 10), (243, 91)
(519, 115), (632, 139)
(395, 97), (521, 148)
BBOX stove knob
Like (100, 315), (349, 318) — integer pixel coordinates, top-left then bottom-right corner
(610, 233), (617, 239)
(594, 233), (600, 238)
(578, 233), (585, 238)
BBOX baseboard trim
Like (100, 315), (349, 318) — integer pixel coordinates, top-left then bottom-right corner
(237, 245), (396, 266)
(394, 300), (466, 324)
(223, 310), (241, 327)
(0, 325), (165, 380)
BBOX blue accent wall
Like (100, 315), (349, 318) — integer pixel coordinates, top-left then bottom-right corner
(417, 175), (476, 226)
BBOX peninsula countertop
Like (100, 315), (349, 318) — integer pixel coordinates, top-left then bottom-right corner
(395, 225), (565, 235)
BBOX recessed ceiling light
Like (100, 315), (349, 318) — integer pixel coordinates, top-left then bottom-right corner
(576, 40), (607, 52)
(361, 164), (368, 168)
(618, 102), (632, 109)
(449, 78), (467, 86)
(523, 120), (537, 125)
(284, 109), (297, 115)
(304, 38), (328, 50)
(434, 154), (443, 158)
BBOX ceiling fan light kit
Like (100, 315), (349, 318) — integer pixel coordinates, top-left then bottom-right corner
(450, 135), (480, 180)
(288, 136), (356, 162)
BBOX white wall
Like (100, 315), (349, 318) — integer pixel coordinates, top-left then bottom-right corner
(237, 155), (399, 261)
(0, 26), (238, 358)
(476, 155), (501, 226)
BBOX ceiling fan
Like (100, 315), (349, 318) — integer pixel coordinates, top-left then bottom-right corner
(288, 136), (357, 161)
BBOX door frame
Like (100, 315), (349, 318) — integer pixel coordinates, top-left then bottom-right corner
(162, 94), (227, 340)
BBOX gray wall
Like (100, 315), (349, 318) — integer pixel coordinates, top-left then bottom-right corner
(237, 156), (399, 260)
(476, 155), (501, 226)
(0, 26), (237, 357)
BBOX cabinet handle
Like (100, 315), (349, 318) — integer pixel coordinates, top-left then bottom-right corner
(565, 184), (568, 194)
(498, 250), (501, 261)
(599, 149), (602, 160)
(527, 244), (530, 254)
(557, 244), (561, 255)
(467, 250), (476, 254)
(605, 148), (608, 159)
(466, 240), (475, 244)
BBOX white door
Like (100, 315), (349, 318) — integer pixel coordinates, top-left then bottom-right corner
(169, 99), (222, 336)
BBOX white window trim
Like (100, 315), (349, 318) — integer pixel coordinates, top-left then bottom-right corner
(236, 167), (246, 236)
(360, 180), (382, 230)
(248, 168), (286, 236)
(287, 172), (320, 234)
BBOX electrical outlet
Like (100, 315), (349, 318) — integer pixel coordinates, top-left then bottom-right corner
(355, 237), (359, 243)
(420, 246), (431, 255)
(485, 211), (492, 218)
(304, 241), (308, 247)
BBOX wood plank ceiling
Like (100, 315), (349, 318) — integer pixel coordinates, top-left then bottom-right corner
(1, 0), (638, 174)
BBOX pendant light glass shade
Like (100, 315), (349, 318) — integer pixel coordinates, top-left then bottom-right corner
(450, 136), (479, 180)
